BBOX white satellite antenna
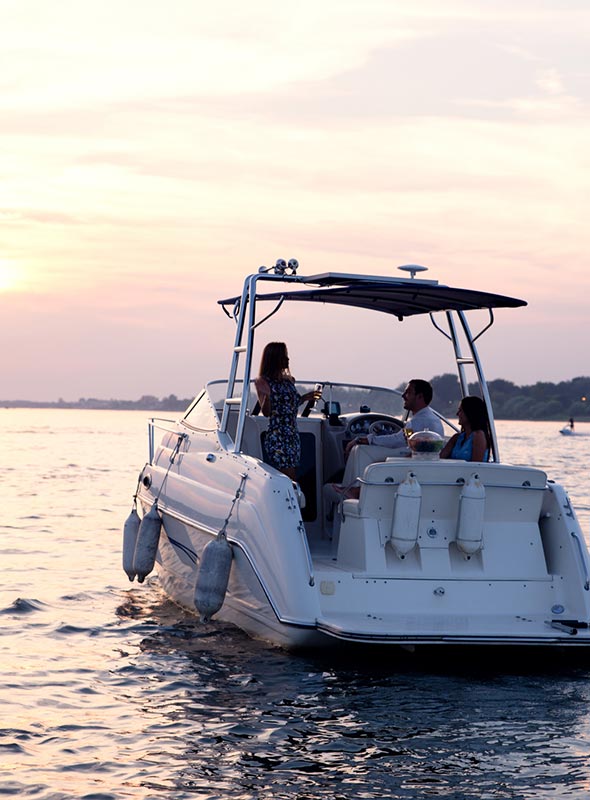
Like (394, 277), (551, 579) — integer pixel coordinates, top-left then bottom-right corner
(398, 264), (429, 279)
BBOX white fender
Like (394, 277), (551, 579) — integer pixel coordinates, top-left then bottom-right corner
(122, 505), (140, 581)
(456, 474), (485, 555)
(195, 534), (233, 622)
(390, 472), (422, 558)
(133, 502), (162, 583)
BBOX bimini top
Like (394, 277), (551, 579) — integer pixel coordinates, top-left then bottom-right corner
(218, 271), (527, 320)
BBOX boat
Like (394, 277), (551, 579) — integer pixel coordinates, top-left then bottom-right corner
(125, 260), (590, 651)
(559, 426), (575, 436)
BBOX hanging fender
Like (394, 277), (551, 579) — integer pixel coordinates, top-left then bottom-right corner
(133, 501), (162, 583)
(194, 533), (233, 622)
(456, 473), (486, 555)
(122, 504), (141, 581)
(390, 472), (422, 558)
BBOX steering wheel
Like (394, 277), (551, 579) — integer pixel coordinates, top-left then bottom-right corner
(368, 419), (404, 436)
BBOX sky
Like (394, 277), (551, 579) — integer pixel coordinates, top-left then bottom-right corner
(1, 0), (589, 401)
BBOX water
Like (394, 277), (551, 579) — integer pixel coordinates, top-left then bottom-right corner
(1, 409), (590, 799)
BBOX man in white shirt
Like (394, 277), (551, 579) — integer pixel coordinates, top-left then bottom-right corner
(340, 379), (444, 488)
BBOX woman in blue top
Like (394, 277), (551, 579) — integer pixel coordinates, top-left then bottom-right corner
(254, 342), (320, 480)
(440, 396), (491, 462)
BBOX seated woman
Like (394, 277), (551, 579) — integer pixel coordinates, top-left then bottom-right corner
(439, 396), (491, 462)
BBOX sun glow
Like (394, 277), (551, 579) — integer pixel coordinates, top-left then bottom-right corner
(0, 260), (22, 292)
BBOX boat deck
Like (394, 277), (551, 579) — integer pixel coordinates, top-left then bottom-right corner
(314, 610), (590, 645)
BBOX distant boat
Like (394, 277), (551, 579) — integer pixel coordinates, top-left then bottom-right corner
(559, 426), (575, 436)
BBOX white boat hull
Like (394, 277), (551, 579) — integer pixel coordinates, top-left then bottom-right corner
(138, 438), (590, 651)
(128, 266), (590, 655)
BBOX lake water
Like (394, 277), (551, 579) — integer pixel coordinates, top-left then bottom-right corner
(1, 409), (590, 799)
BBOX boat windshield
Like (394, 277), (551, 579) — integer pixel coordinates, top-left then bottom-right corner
(307, 382), (405, 417)
(206, 380), (405, 420)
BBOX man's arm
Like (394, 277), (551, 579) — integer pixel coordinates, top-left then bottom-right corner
(366, 428), (407, 449)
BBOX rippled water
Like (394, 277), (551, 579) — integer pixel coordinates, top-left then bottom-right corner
(1, 409), (590, 799)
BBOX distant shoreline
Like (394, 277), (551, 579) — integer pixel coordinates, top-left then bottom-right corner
(2, 374), (589, 422)
(1, 400), (589, 423)
(0, 400), (189, 412)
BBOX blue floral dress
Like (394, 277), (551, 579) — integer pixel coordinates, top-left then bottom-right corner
(263, 378), (301, 470)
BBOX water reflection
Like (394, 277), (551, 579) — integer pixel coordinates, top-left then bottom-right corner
(115, 592), (590, 799)
(3, 412), (590, 800)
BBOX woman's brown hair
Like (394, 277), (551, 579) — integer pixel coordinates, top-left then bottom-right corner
(258, 342), (292, 382)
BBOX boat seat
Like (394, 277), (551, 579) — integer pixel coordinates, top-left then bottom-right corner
(341, 459), (547, 542)
(335, 459), (551, 576)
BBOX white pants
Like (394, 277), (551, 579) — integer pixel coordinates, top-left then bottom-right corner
(323, 444), (408, 552)
(341, 444), (409, 488)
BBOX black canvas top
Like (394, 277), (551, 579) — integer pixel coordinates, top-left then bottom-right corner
(218, 274), (527, 319)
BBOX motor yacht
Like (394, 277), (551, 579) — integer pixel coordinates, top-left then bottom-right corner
(124, 261), (590, 650)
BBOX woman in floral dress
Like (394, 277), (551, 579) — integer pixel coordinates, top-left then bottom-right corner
(254, 342), (319, 480)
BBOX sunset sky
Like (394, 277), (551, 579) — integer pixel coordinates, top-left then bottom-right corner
(1, 0), (589, 401)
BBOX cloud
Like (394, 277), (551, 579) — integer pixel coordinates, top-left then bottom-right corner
(0, 208), (84, 226)
(1, 2), (589, 399)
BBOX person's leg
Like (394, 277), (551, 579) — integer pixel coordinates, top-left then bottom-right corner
(341, 444), (393, 487)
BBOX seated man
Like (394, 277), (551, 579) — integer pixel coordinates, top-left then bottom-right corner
(338, 379), (444, 493)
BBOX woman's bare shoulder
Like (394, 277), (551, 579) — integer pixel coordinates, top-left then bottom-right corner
(255, 376), (270, 390)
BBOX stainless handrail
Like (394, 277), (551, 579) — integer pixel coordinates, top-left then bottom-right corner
(357, 477), (546, 491)
(298, 521), (315, 587)
(148, 417), (178, 464)
(571, 531), (590, 590)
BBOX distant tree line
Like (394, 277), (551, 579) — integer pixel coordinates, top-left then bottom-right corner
(0, 394), (192, 411)
(428, 375), (590, 421)
(2, 377), (589, 420)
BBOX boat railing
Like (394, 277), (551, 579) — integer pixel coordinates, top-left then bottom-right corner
(357, 476), (546, 491)
(571, 531), (590, 590)
(297, 521), (315, 587)
(148, 417), (179, 464)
